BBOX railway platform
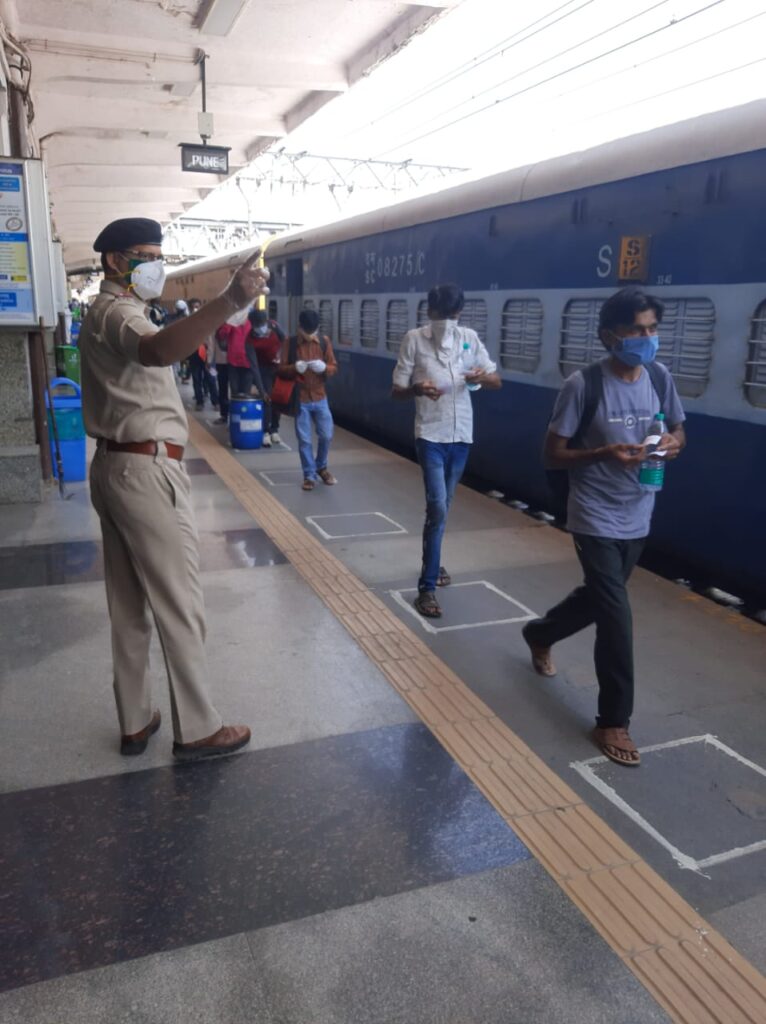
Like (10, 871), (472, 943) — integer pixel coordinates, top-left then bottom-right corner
(1, 408), (764, 1024)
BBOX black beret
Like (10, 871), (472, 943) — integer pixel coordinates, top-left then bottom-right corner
(93, 218), (163, 253)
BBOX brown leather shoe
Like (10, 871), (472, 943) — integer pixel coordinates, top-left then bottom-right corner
(120, 710), (162, 756)
(172, 724), (251, 762)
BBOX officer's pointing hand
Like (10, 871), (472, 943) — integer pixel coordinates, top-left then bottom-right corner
(224, 250), (270, 311)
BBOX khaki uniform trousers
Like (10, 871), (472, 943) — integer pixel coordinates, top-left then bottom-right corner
(89, 447), (222, 743)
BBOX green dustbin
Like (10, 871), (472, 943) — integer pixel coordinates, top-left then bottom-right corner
(55, 345), (81, 384)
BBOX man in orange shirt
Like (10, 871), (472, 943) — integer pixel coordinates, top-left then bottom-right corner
(278, 309), (338, 490)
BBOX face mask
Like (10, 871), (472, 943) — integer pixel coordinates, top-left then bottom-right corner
(612, 333), (659, 367)
(430, 319), (458, 345)
(128, 259), (166, 301)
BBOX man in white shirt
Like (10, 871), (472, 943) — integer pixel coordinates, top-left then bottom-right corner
(392, 283), (500, 618)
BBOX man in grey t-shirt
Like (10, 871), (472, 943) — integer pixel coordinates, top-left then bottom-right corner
(522, 288), (686, 767)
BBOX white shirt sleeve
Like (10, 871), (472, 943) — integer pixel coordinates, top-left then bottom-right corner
(392, 331), (417, 389)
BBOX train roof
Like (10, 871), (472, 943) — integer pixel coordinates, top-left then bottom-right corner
(168, 99), (766, 278)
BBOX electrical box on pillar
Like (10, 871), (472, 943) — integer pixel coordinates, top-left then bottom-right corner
(0, 158), (56, 328)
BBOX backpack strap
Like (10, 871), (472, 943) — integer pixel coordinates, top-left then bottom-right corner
(646, 360), (671, 415)
(569, 362), (604, 449)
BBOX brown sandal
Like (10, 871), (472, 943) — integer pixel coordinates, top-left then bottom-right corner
(414, 590), (442, 618)
(302, 478), (315, 491)
(436, 566), (451, 587)
(593, 727), (641, 767)
(521, 624), (557, 677)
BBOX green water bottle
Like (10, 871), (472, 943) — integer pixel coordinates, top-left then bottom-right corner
(639, 412), (666, 491)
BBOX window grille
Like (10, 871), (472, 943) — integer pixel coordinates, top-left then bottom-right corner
(559, 299), (601, 376)
(500, 298), (543, 372)
(460, 298), (488, 343)
(656, 298), (715, 397)
(746, 301), (766, 408)
(386, 299), (409, 353)
(302, 298), (315, 311)
(319, 299), (333, 338)
(338, 300), (354, 346)
(417, 300), (429, 327)
(360, 299), (379, 349)
(267, 299), (278, 322)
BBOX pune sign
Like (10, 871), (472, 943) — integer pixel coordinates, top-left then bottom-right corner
(180, 144), (230, 175)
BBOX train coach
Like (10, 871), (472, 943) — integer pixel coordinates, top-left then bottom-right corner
(165, 100), (766, 596)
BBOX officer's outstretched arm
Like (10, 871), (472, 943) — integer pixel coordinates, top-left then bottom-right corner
(138, 252), (269, 367)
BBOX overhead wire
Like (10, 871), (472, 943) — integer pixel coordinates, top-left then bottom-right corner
(545, 6), (766, 104)
(337, 0), (599, 141)
(578, 52), (766, 123)
(375, 0), (729, 158)
(382, 0), (673, 150)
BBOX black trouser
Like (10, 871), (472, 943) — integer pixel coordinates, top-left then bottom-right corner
(259, 365), (281, 434)
(230, 360), (266, 399)
(216, 363), (229, 420)
(524, 534), (646, 728)
(189, 353), (218, 407)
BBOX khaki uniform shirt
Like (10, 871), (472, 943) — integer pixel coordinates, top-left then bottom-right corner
(79, 280), (188, 446)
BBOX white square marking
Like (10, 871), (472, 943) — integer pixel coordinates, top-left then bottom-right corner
(571, 734), (766, 874)
(387, 580), (536, 634)
(259, 469), (303, 486)
(306, 511), (407, 540)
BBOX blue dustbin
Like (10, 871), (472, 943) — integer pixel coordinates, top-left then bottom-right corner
(45, 377), (86, 481)
(229, 398), (264, 450)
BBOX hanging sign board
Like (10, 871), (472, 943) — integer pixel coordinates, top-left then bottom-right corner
(179, 143), (230, 174)
(0, 159), (56, 327)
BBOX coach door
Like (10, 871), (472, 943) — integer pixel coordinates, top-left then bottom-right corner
(286, 257), (303, 334)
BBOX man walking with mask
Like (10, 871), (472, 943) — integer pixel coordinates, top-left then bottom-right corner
(80, 218), (269, 760)
(392, 283), (500, 619)
(522, 287), (686, 767)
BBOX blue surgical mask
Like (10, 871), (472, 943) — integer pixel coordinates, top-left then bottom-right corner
(612, 333), (659, 367)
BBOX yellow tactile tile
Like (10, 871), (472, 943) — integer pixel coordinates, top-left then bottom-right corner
(188, 418), (766, 1024)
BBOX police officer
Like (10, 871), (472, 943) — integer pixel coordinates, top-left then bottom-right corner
(80, 218), (269, 760)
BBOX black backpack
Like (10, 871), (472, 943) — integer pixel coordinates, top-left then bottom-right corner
(545, 361), (671, 522)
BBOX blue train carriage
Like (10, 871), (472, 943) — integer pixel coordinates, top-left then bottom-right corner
(165, 101), (766, 595)
(262, 101), (766, 596)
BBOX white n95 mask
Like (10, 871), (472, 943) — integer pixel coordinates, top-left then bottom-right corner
(130, 260), (166, 301)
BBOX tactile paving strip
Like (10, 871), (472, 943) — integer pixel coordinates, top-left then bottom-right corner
(189, 419), (766, 1024)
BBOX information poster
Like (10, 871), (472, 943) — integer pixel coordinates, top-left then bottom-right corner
(0, 161), (34, 324)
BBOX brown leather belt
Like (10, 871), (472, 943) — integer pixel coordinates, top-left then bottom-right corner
(104, 440), (184, 461)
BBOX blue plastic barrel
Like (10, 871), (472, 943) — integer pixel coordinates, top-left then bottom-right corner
(45, 377), (86, 481)
(229, 398), (264, 450)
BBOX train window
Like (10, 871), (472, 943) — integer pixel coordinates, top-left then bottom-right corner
(302, 298), (315, 311)
(338, 300), (354, 346)
(417, 300), (429, 327)
(460, 298), (488, 343)
(319, 299), (333, 338)
(657, 297), (715, 397)
(360, 299), (379, 349)
(501, 299), (543, 372)
(559, 298), (601, 376)
(746, 301), (766, 408)
(268, 300), (278, 322)
(386, 299), (409, 352)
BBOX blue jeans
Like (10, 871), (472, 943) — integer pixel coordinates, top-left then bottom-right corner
(295, 399), (334, 480)
(416, 439), (470, 592)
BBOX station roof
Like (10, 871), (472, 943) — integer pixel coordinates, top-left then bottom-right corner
(9, 0), (456, 269)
